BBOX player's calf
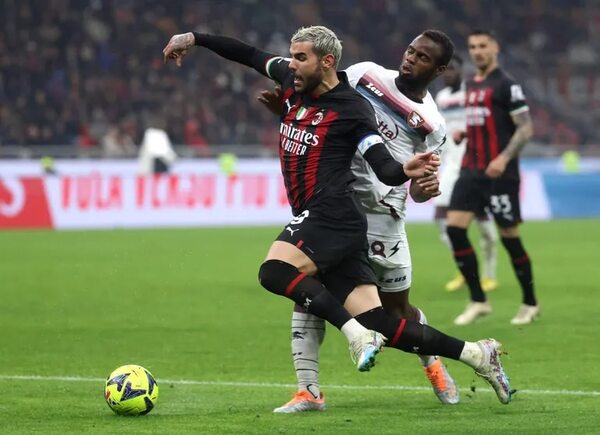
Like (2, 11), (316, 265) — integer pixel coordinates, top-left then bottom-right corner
(258, 260), (352, 329)
(354, 307), (464, 358)
(259, 260), (384, 371)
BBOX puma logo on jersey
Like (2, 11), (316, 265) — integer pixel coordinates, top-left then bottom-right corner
(284, 98), (294, 114)
(407, 111), (425, 128)
(286, 226), (299, 236)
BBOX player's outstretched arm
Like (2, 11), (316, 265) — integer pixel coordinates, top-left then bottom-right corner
(362, 143), (440, 186)
(163, 32), (260, 68)
(163, 32), (285, 81)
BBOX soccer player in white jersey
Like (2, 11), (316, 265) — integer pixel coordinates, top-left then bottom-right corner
(433, 55), (499, 293)
(260, 30), (462, 412)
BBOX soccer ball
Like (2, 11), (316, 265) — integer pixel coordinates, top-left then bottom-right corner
(104, 364), (159, 416)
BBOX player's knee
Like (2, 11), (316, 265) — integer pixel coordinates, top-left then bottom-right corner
(258, 259), (300, 296)
(379, 291), (414, 319)
(498, 226), (519, 238)
(385, 303), (413, 320)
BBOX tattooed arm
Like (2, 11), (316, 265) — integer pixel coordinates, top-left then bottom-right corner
(485, 110), (534, 178)
(503, 110), (534, 159)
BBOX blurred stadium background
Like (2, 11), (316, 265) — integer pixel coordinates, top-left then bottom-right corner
(1, 0), (599, 229)
(2, 1), (600, 433)
(1, 0), (599, 158)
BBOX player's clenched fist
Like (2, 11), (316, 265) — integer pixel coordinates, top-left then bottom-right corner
(163, 32), (195, 66)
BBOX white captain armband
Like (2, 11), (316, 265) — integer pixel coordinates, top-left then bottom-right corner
(358, 134), (384, 155)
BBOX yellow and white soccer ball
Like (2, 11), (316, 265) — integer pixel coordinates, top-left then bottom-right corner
(104, 364), (159, 416)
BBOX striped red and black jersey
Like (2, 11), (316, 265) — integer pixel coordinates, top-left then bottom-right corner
(191, 33), (392, 216)
(462, 68), (529, 179)
(263, 57), (383, 215)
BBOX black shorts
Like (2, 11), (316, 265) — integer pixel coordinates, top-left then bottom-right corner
(276, 193), (377, 303)
(449, 174), (522, 228)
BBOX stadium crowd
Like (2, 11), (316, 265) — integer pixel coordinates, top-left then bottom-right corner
(0, 0), (597, 154)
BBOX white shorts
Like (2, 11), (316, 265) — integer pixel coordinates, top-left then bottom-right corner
(364, 212), (412, 292)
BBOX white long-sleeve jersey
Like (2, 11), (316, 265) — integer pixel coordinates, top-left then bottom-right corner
(433, 84), (466, 206)
(345, 62), (446, 218)
(435, 84), (466, 178)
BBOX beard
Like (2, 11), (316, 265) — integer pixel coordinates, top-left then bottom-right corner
(296, 68), (323, 94)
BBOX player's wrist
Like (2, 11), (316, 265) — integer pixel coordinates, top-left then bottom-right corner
(499, 151), (512, 161)
(192, 32), (208, 46)
(402, 163), (421, 179)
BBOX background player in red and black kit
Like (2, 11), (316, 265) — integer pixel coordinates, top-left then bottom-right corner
(447, 29), (540, 326)
(163, 26), (512, 404)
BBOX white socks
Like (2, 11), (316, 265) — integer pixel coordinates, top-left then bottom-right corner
(291, 310), (325, 398)
(459, 341), (485, 370)
(340, 318), (369, 342)
(476, 219), (498, 279)
(436, 218), (452, 249)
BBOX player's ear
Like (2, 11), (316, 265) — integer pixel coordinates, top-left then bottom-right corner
(321, 53), (336, 71)
(435, 64), (447, 77)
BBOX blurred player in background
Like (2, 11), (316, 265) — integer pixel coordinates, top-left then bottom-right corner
(138, 122), (178, 175)
(433, 55), (498, 293)
(260, 30), (465, 412)
(164, 25), (513, 408)
(446, 30), (540, 326)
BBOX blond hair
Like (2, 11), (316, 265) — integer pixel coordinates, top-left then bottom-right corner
(291, 25), (342, 68)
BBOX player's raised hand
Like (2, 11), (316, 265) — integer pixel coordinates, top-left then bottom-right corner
(163, 32), (195, 67)
(257, 86), (284, 115)
(403, 152), (440, 178)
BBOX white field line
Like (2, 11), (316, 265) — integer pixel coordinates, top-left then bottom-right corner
(1, 374), (599, 397)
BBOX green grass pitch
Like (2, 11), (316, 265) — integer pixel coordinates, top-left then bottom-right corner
(1, 220), (599, 434)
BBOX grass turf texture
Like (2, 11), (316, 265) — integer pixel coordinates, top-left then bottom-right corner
(1, 220), (599, 434)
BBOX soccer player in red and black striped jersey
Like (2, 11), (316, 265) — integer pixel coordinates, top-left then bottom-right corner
(163, 26), (512, 404)
(447, 30), (540, 326)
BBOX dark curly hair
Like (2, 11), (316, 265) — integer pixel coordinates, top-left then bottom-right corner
(422, 29), (455, 67)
